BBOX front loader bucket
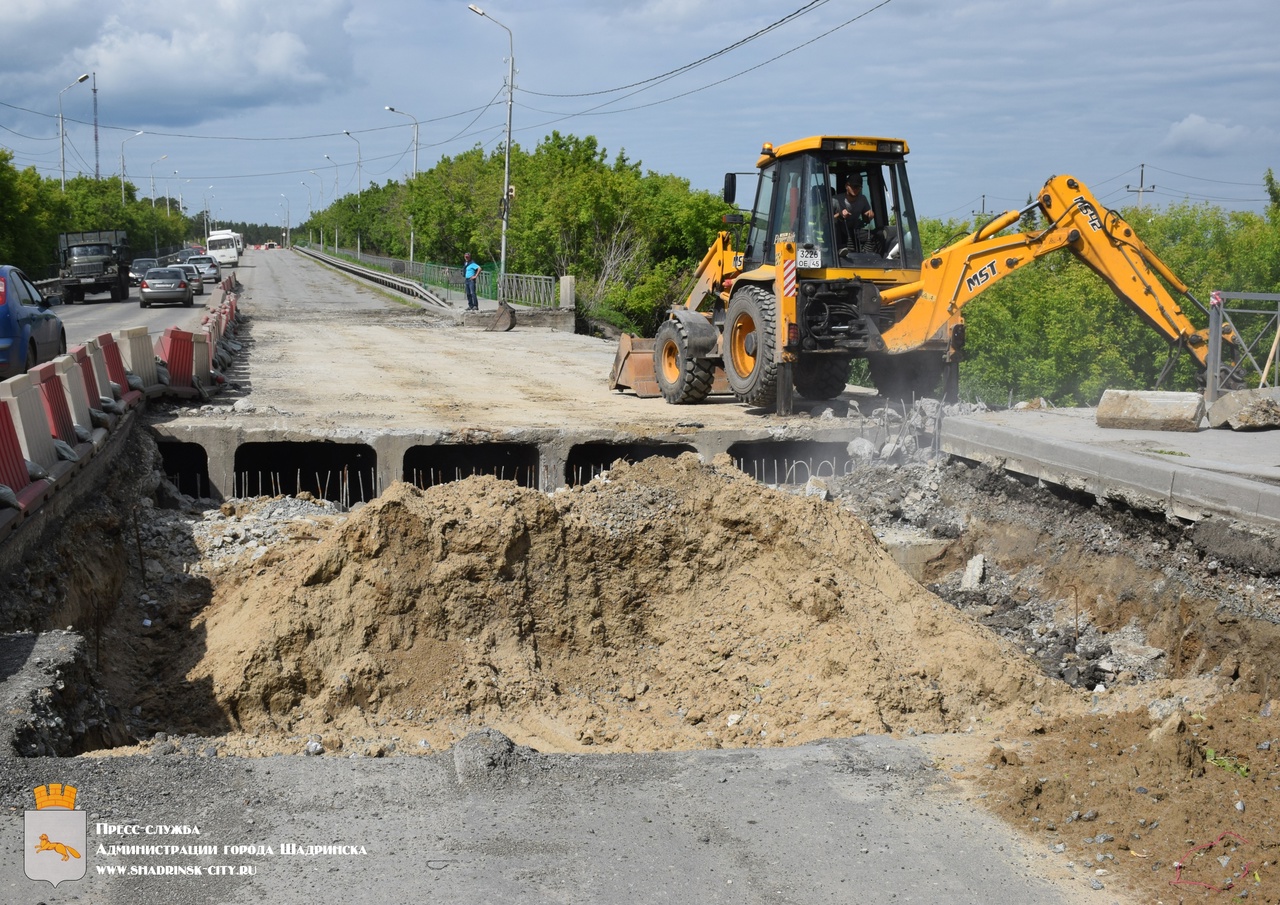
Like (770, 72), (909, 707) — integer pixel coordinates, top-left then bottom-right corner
(608, 334), (661, 397)
(486, 301), (517, 332)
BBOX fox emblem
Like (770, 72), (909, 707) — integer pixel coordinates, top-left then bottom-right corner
(34, 834), (81, 861)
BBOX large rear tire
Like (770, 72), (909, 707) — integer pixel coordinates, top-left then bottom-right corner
(868, 351), (945, 402)
(653, 319), (713, 404)
(724, 285), (779, 408)
(794, 355), (851, 400)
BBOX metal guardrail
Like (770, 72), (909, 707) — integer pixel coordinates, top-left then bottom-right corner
(320, 245), (558, 309)
(294, 247), (449, 308)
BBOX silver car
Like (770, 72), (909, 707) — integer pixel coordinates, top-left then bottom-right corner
(187, 255), (221, 284)
(174, 262), (205, 296)
(138, 267), (193, 308)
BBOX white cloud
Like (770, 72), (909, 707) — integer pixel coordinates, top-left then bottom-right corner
(1160, 114), (1251, 156)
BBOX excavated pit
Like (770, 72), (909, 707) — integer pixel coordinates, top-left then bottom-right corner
(6, 427), (1280, 903)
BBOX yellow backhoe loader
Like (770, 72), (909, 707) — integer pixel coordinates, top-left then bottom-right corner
(608, 135), (1238, 414)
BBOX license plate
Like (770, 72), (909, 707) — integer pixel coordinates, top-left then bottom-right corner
(80, 278), (96, 283)
(796, 247), (822, 269)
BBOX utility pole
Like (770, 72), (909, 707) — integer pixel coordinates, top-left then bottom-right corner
(971, 195), (993, 224)
(1126, 164), (1155, 208)
(92, 72), (100, 179)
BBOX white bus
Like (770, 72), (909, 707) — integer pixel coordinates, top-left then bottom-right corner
(207, 230), (240, 267)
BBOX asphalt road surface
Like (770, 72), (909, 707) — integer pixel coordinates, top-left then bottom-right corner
(2, 735), (1108, 905)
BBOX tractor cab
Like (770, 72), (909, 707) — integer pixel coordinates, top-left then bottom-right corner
(731, 136), (923, 277)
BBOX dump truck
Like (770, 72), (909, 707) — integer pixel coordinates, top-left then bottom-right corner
(609, 136), (1238, 413)
(57, 230), (131, 303)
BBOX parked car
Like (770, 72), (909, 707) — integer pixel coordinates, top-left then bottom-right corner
(187, 255), (221, 284)
(174, 262), (205, 296)
(129, 257), (158, 286)
(138, 267), (193, 308)
(0, 265), (66, 379)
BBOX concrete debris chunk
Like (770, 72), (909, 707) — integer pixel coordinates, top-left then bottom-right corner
(1207, 387), (1280, 431)
(1096, 389), (1205, 432)
(960, 554), (985, 590)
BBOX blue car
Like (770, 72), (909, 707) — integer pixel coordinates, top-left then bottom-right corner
(0, 265), (66, 381)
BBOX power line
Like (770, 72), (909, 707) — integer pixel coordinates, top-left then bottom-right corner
(521, 0), (836, 99)
(508, 0), (897, 128)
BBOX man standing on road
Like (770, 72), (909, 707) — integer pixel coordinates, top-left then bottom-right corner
(464, 252), (480, 311)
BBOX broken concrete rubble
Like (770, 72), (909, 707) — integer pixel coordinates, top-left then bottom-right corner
(1207, 386), (1280, 430)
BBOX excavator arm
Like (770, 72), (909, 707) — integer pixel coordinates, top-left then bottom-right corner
(878, 174), (1235, 372)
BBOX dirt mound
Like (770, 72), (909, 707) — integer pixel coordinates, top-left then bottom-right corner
(179, 454), (1060, 754)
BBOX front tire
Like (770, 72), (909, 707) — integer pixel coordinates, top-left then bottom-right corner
(653, 319), (713, 404)
(724, 285), (779, 408)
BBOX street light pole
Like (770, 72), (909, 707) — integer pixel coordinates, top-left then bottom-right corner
(167, 169), (178, 216)
(468, 4), (513, 302)
(324, 155), (339, 199)
(385, 106), (419, 179)
(150, 155), (167, 209)
(120, 130), (143, 206)
(59, 73), (90, 192)
(310, 170), (324, 207)
(343, 130), (362, 258)
(280, 194), (291, 247)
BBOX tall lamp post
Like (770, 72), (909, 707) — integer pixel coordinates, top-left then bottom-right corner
(280, 194), (291, 247)
(120, 130), (143, 206)
(385, 106), (419, 179)
(343, 130), (362, 258)
(203, 188), (214, 235)
(468, 4), (513, 302)
(149, 155), (167, 208)
(324, 155), (339, 199)
(166, 169), (178, 215)
(59, 73), (90, 191)
(381, 105), (417, 263)
(310, 170), (324, 207)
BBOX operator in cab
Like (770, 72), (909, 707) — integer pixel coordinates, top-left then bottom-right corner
(835, 175), (874, 251)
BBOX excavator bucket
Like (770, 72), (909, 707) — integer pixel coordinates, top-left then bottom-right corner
(608, 334), (661, 397)
(485, 301), (517, 332)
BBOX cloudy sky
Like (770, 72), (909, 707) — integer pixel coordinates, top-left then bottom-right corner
(2, 0), (1276, 231)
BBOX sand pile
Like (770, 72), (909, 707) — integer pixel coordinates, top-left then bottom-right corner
(185, 454), (1061, 753)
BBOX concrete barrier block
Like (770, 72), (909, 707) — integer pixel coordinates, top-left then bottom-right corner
(118, 325), (160, 391)
(54, 354), (107, 451)
(1207, 387), (1280, 430)
(1096, 389), (1205, 432)
(96, 333), (142, 408)
(32, 362), (77, 446)
(82, 338), (114, 405)
(192, 332), (212, 390)
(155, 326), (199, 398)
(0, 372), (58, 471)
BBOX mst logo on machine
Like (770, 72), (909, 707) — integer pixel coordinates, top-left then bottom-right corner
(24, 783), (86, 887)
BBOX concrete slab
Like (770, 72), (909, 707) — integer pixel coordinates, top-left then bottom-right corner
(1095, 389), (1205, 431)
(941, 407), (1280, 530)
